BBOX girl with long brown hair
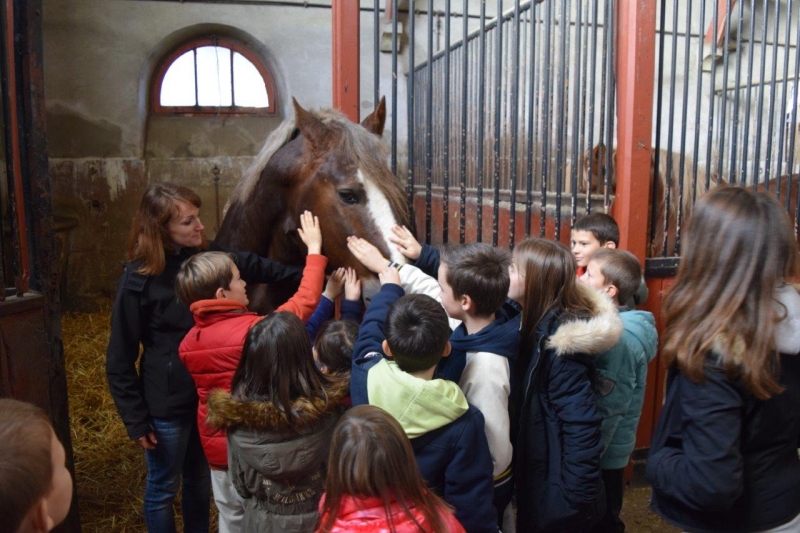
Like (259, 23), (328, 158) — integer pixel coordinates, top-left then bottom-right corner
(647, 186), (800, 532)
(316, 404), (465, 533)
(206, 312), (350, 533)
(508, 238), (623, 532)
(106, 183), (304, 532)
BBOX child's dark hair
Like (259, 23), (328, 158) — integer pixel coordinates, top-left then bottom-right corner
(315, 319), (358, 374)
(590, 249), (642, 304)
(318, 405), (452, 533)
(385, 294), (451, 373)
(573, 212), (620, 246)
(232, 312), (332, 423)
(439, 243), (510, 316)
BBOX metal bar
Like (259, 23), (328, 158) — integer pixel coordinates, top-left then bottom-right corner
(540, 0), (553, 238)
(789, 16), (800, 192)
(586, 0), (601, 213)
(740, 0), (757, 187)
(651, 0), (667, 249)
(459, 0), (468, 243)
(598, 0), (610, 211)
(391, 0), (398, 174)
(675, 0), (693, 255)
(509, 0), (521, 249)
(374, 0), (380, 107)
(570, 0), (584, 227)
(764, 0), (780, 187)
(408, 0), (416, 214)
(492, 0), (503, 246)
(717, 0), (734, 180)
(662, 0), (680, 256)
(425, 0), (434, 243)
(692, 0), (707, 206)
(576, 0), (589, 221)
(477, 0), (486, 242)
(442, 0), (451, 244)
(728, 0), (745, 184)
(776, 0), (793, 193)
(554, 0), (569, 241)
(603, 0), (615, 212)
(525, 5), (537, 237)
(751, 0), (769, 190)
(706, 0), (720, 188)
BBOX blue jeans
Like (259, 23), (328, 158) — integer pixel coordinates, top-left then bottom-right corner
(144, 414), (211, 533)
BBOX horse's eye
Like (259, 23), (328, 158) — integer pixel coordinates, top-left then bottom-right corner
(338, 191), (359, 205)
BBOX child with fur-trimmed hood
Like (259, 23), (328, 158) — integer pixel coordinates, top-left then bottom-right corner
(508, 239), (623, 533)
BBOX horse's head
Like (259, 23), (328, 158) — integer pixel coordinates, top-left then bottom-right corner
(218, 97), (410, 310)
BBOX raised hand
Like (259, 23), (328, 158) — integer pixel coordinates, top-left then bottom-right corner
(378, 266), (401, 286)
(347, 235), (389, 273)
(297, 210), (322, 255)
(343, 267), (362, 301)
(323, 268), (346, 300)
(389, 225), (422, 260)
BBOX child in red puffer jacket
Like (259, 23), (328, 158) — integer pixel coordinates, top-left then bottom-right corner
(316, 405), (465, 533)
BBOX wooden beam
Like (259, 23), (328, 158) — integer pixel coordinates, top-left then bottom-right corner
(704, 0), (738, 46)
(612, 0), (657, 261)
(332, 0), (360, 121)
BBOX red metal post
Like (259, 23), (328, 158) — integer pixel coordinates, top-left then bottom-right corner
(332, 0), (361, 122)
(612, 0), (657, 262)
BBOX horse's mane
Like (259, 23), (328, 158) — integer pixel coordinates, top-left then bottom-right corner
(229, 107), (409, 225)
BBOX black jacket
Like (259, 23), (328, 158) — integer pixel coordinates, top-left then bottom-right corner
(106, 244), (302, 440)
(513, 287), (622, 533)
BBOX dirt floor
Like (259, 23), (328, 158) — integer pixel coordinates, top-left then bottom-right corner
(63, 301), (678, 532)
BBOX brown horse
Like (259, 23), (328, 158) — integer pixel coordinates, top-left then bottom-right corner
(216, 98), (411, 312)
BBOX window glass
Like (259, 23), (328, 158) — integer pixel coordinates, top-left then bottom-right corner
(233, 52), (269, 107)
(160, 51), (196, 106)
(196, 46), (233, 107)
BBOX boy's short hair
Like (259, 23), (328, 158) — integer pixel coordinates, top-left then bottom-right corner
(385, 294), (451, 373)
(176, 251), (236, 304)
(573, 212), (620, 246)
(0, 399), (54, 533)
(439, 243), (510, 316)
(316, 319), (359, 374)
(590, 249), (642, 304)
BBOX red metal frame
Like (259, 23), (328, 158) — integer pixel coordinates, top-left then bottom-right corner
(151, 37), (277, 117)
(332, 0), (361, 122)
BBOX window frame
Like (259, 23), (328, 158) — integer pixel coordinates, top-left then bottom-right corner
(152, 36), (277, 117)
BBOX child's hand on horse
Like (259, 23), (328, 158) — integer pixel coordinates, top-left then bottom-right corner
(378, 266), (401, 287)
(297, 210), (322, 255)
(347, 236), (389, 273)
(344, 267), (361, 301)
(390, 225), (422, 260)
(323, 268), (346, 300)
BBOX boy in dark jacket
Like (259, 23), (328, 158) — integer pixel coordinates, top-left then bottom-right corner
(349, 262), (497, 533)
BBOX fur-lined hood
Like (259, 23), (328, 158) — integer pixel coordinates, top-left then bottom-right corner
(546, 283), (624, 357)
(205, 377), (349, 432)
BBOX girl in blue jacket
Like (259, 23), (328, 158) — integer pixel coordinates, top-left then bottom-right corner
(647, 186), (800, 532)
(509, 238), (623, 532)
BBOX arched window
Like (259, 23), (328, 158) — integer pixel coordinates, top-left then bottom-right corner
(152, 37), (276, 116)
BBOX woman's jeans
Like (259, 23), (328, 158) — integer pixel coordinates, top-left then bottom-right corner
(144, 413), (211, 533)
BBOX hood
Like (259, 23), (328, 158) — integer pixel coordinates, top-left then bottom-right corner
(547, 283), (624, 357)
(449, 307), (521, 360)
(189, 298), (252, 317)
(620, 310), (659, 364)
(367, 359), (468, 438)
(205, 377), (349, 432)
(773, 283), (800, 355)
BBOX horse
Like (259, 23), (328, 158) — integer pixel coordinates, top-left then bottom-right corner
(579, 144), (722, 257)
(215, 97), (411, 313)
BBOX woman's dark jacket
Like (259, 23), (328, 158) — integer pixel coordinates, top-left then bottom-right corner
(514, 285), (623, 532)
(106, 244), (302, 440)
(647, 284), (800, 533)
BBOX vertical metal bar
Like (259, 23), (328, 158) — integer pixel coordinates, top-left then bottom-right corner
(706, 0), (720, 188)
(442, 0), (451, 243)
(692, 0), (707, 206)
(460, 0), (468, 243)
(509, 0), (521, 249)
(540, 0), (553, 237)
(229, 48), (235, 106)
(662, 0), (680, 256)
(740, 0), (757, 187)
(526, 5), (538, 237)
(586, 0), (601, 213)
(764, 0), (781, 188)
(651, 0), (667, 249)
(408, 0), (416, 215)
(554, 0), (569, 240)
(788, 17), (800, 183)
(728, 0), (746, 184)
(717, 0), (734, 180)
(571, 0), (585, 226)
(751, 0), (769, 190)
(391, 0), (398, 174)
(477, 0), (486, 243)
(776, 0), (793, 194)
(374, 0), (380, 107)
(675, 0), (693, 255)
(425, 0), (434, 243)
(492, 0), (503, 246)
(603, 0), (615, 212)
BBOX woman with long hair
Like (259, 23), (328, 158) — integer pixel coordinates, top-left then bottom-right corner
(647, 186), (800, 532)
(316, 404), (465, 533)
(106, 183), (303, 532)
(206, 312), (350, 533)
(509, 238), (622, 532)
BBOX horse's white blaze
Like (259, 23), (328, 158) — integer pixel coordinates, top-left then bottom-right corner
(358, 170), (407, 265)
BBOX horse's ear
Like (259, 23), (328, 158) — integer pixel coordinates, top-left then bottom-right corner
(293, 97), (330, 148)
(361, 97), (386, 137)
